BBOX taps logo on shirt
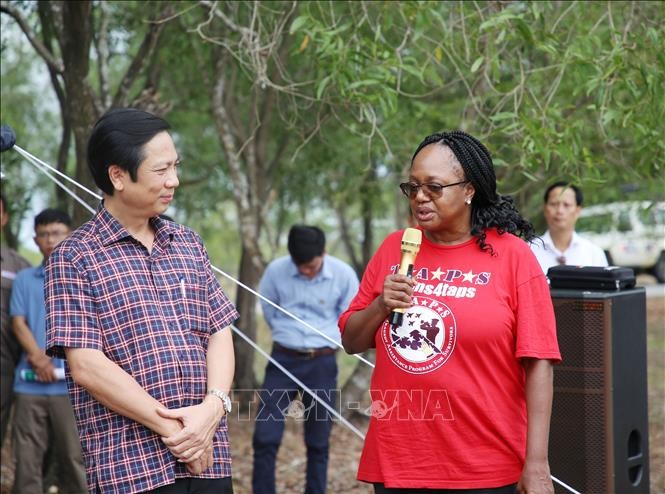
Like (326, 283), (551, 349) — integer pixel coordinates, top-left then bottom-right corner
(390, 264), (491, 300)
(381, 296), (456, 374)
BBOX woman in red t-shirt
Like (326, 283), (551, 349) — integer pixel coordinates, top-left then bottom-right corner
(339, 131), (560, 494)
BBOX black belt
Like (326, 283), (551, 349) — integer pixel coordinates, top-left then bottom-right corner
(273, 342), (337, 359)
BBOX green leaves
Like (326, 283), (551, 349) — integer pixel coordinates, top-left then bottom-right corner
(289, 15), (309, 35)
(316, 75), (332, 99)
(470, 56), (484, 73)
(4, 0), (665, 247)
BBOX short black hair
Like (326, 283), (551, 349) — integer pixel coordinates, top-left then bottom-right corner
(288, 225), (325, 265)
(34, 208), (71, 229)
(87, 108), (171, 195)
(544, 181), (583, 206)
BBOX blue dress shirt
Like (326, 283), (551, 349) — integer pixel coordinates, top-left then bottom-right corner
(259, 254), (359, 349)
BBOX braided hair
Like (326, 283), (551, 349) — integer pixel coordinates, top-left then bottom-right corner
(411, 130), (535, 255)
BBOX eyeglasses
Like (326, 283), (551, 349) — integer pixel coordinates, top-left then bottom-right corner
(36, 230), (69, 240)
(399, 180), (469, 199)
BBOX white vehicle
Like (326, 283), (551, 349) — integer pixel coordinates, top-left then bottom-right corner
(576, 201), (665, 282)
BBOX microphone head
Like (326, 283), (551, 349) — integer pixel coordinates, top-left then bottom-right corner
(401, 227), (422, 255)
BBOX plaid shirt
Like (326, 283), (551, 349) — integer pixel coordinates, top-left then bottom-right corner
(45, 206), (238, 493)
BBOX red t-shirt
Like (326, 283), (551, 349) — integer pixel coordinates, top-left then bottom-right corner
(339, 229), (560, 488)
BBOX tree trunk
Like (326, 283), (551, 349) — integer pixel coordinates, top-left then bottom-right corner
(60, 1), (99, 226)
(339, 161), (383, 418)
(233, 245), (262, 410)
(335, 204), (362, 278)
(340, 350), (375, 419)
(210, 52), (268, 406)
(360, 162), (377, 268)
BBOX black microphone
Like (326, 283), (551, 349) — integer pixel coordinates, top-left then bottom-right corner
(0, 125), (16, 152)
(389, 228), (422, 328)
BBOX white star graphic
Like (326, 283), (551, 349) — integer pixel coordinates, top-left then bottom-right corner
(431, 267), (444, 280)
(462, 270), (476, 283)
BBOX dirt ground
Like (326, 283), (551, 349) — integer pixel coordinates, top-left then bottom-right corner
(1, 284), (663, 494)
(228, 415), (371, 494)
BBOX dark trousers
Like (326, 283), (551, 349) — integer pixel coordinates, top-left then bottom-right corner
(252, 351), (337, 494)
(148, 477), (233, 493)
(0, 371), (15, 447)
(373, 483), (517, 494)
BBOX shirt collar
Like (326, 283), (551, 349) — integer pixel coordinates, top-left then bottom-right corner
(95, 202), (175, 247)
(542, 230), (581, 254)
(288, 255), (332, 281)
(319, 257), (332, 280)
(152, 215), (176, 246)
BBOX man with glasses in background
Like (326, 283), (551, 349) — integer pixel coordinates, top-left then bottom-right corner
(530, 181), (608, 274)
(10, 208), (87, 494)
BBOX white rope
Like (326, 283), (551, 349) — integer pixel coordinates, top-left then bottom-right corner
(13, 145), (102, 201)
(18, 148), (98, 215)
(551, 477), (582, 494)
(212, 265), (374, 368)
(230, 324), (366, 440)
(11, 144), (582, 494)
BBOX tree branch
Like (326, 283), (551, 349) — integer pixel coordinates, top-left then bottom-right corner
(335, 204), (361, 274)
(113, 7), (173, 107)
(37, 2), (65, 105)
(94, 0), (111, 108)
(212, 56), (265, 272)
(1, 0), (64, 73)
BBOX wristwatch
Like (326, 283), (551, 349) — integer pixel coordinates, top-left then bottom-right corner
(207, 388), (232, 414)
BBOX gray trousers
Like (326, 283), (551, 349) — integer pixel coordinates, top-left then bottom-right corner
(12, 393), (87, 494)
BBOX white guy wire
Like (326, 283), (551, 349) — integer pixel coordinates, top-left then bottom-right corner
(231, 324), (366, 440)
(19, 149), (97, 214)
(551, 477), (582, 494)
(212, 265), (374, 368)
(13, 145), (102, 201)
(14, 144), (582, 494)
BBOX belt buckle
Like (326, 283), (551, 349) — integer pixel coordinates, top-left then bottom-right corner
(304, 348), (316, 359)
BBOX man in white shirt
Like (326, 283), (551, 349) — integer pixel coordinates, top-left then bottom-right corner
(531, 182), (608, 274)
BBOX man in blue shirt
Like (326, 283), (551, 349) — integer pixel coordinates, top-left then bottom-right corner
(10, 208), (86, 494)
(252, 225), (359, 494)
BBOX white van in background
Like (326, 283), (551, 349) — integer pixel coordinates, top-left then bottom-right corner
(576, 201), (665, 282)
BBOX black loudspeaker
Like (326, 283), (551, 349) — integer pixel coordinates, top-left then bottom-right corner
(550, 288), (650, 494)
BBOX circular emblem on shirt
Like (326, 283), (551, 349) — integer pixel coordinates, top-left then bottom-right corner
(381, 297), (457, 374)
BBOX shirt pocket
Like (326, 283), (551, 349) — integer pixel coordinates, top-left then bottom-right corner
(177, 278), (210, 335)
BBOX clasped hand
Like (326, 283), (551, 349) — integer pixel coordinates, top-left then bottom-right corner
(158, 397), (225, 475)
(27, 351), (56, 382)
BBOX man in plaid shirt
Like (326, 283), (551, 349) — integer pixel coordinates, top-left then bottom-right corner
(44, 108), (238, 494)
